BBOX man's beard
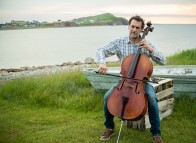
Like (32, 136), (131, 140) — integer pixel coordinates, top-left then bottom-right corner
(130, 33), (138, 39)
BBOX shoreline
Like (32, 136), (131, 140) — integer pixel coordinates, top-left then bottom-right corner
(0, 64), (96, 81)
(0, 57), (101, 80)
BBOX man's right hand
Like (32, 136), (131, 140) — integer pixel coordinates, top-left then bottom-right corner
(98, 63), (108, 74)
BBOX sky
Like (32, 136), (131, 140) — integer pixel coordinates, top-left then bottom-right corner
(0, 0), (196, 24)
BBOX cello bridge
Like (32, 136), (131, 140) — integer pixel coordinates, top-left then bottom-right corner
(124, 82), (133, 88)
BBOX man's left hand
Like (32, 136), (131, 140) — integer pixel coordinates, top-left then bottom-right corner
(140, 39), (154, 53)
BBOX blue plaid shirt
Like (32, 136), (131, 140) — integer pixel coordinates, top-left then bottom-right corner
(96, 36), (166, 65)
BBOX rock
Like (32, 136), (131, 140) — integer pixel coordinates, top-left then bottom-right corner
(74, 61), (82, 65)
(35, 65), (54, 70)
(84, 57), (95, 64)
(0, 70), (8, 74)
(66, 62), (74, 66)
(60, 62), (74, 66)
(6, 68), (25, 73)
(60, 63), (68, 66)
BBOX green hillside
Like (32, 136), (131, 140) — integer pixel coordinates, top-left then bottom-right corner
(72, 13), (128, 26)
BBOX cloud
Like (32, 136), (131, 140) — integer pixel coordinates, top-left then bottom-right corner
(100, 4), (196, 16)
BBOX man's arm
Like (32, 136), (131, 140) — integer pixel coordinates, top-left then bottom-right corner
(140, 39), (167, 65)
(96, 39), (120, 74)
(96, 39), (120, 64)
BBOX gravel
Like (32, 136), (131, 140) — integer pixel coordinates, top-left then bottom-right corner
(0, 65), (89, 80)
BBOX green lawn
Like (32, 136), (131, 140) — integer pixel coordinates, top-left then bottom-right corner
(0, 48), (195, 143)
(0, 71), (195, 143)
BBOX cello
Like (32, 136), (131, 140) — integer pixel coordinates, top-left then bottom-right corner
(107, 22), (154, 138)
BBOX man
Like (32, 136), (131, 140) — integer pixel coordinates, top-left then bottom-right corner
(96, 15), (166, 143)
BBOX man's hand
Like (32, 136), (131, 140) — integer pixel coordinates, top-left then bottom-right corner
(140, 39), (154, 53)
(98, 63), (108, 74)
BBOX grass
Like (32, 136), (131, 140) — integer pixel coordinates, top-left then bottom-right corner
(0, 100), (104, 143)
(0, 71), (195, 143)
(166, 48), (196, 65)
(0, 72), (103, 112)
(0, 48), (196, 143)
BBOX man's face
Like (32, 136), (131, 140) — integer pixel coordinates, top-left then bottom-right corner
(128, 19), (142, 39)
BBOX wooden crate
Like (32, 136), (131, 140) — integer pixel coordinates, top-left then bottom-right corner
(127, 77), (174, 130)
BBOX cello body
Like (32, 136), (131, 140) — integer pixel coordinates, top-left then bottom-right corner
(107, 54), (153, 120)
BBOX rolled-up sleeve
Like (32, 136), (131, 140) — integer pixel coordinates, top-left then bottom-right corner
(149, 41), (167, 65)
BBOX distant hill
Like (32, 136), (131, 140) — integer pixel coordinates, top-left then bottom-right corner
(71, 13), (128, 26)
(0, 13), (128, 30)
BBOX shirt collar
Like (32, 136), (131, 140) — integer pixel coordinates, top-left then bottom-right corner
(126, 36), (141, 46)
(125, 37), (131, 44)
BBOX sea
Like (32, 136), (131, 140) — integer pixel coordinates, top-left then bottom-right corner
(0, 24), (196, 69)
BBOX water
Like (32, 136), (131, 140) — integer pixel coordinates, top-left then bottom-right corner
(0, 25), (196, 69)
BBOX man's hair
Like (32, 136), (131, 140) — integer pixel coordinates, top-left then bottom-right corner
(128, 16), (145, 29)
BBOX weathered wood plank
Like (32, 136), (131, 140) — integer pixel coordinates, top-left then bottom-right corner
(158, 98), (174, 112)
(160, 108), (173, 120)
(144, 98), (174, 116)
(156, 87), (174, 100)
(153, 78), (173, 87)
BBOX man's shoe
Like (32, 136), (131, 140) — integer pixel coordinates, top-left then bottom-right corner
(153, 136), (164, 143)
(100, 128), (114, 141)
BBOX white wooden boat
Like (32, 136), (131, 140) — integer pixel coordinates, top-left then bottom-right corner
(83, 65), (196, 97)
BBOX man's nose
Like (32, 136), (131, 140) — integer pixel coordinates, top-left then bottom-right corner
(132, 27), (137, 32)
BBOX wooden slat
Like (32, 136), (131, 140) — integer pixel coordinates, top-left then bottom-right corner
(156, 87), (174, 100)
(153, 78), (173, 94)
(144, 98), (174, 115)
(160, 108), (173, 120)
(152, 78), (173, 88)
(158, 98), (174, 111)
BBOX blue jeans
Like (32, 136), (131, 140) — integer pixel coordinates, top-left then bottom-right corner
(103, 82), (161, 136)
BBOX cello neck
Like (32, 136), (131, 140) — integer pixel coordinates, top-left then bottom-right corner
(127, 32), (147, 77)
(127, 47), (142, 77)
